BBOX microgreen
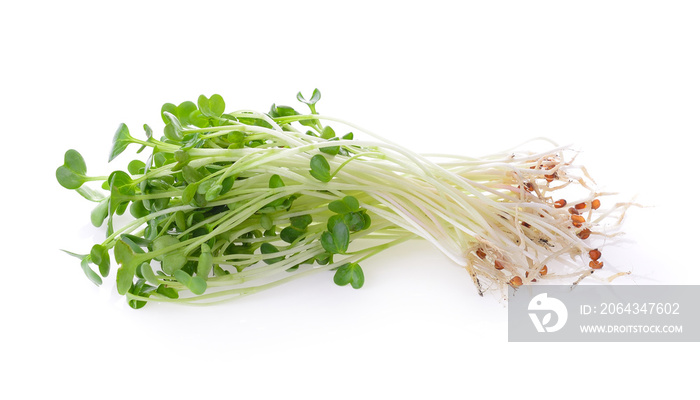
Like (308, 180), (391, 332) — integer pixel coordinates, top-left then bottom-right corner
(309, 154), (331, 182)
(321, 219), (350, 254)
(109, 124), (135, 162)
(57, 89), (626, 308)
(333, 263), (365, 289)
(173, 269), (207, 295)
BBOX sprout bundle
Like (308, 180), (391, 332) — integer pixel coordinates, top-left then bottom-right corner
(57, 90), (628, 308)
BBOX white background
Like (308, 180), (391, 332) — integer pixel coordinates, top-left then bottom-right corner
(1, 1), (698, 398)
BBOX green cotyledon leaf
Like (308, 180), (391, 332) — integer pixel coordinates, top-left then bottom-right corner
(56, 149), (88, 189)
(309, 154), (331, 182)
(333, 263), (364, 289)
(109, 123), (135, 162)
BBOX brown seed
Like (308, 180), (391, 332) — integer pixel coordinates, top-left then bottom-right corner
(545, 174), (554, 183)
(568, 207), (580, 215)
(591, 199), (601, 210)
(589, 260), (604, 269)
(509, 276), (523, 287)
(575, 202), (587, 210)
(571, 215), (585, 227)
(589, 249), (601, 260)
(577, 228), (591, 239)
(521, 221), (531, 228)
(494, 260), (505, 270)
(476, 249), (486, 259)
(554, 199), (567, 208)
(525, 271), (537, 282)
(540, 265), (548, 276)
(524, 182), (535, 192)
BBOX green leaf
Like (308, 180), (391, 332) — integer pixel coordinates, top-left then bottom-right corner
(76, 186), (107, 202)
(56, 166), (84, 189)
(226, 131), (246, 148)
(129, 199), (149, 218)
(140, 262), (160, 286)
(189, 109), (209, 128)
(269, 174), (285, 188)
(121, 233), (150, 249)
(321, 126), (335, 139)
(156, 284), (179, 299)
(90, 244), (110, 277)
(177, 101), (198, 126)
(197, 179), (215, 195)
(209, 94), (225, 117)
(315, 252), (332, 265)
(182, 165), (204, 184)
(309, 154), (331, 182)
(290, 214), (312, 229)
(90, 199), (109, 227)
(109, 123), (134, 162)
(328, 196), (360, 214)
(270, 104), (299, 118)
(81, 257), (103, 286)
(107, 171), (134, 226)
(260, 214), (273, 230)
(280, 226), (305, 243)
(153, 152), (168, 168)
(182, 183), (199, 204)
(152, 236), (186, 274)
(128, 298), (148, 309)
(113, 239), (144, 294)
(320, 232), (335, 253)
(321, 219), (349, 254)
(326, 214), (343, 231)
(330, 219), (349, 253)
(197, 95), (212, 116)
(128, 279), (155, 309)
(108, 171), (136, 196)
(162, 251), (187, 275)
(128, 159), (146, 175)
(319, 145), (340, 156)
(197, 243), (213, 278)
(62, 251), (102, 286)
(65, 149), (87, 174)
(205, 183), (223, 202)
(114, 239), (135, 265)
(213, 265), (230, 277)
(147, 178), (172, 191)
(260, 242), (285, 264)
(161, 103), (178, 124)
(173, 270), (207, 295)
(198, 94), (226, 118)
(108, 170), (134, 195)
(361, 212), (372, 230)
(333, 263), (364, 289)
(56, 149), (88, 189)
(297, 88), (321, 106)
(115, 259), (137, 295)
(220, 176), (235, 195)
(175, 211), (188, 231)
(163, 123), (183, 141)
(343, 212), (365, 232)
(174, 150), (189, 163)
